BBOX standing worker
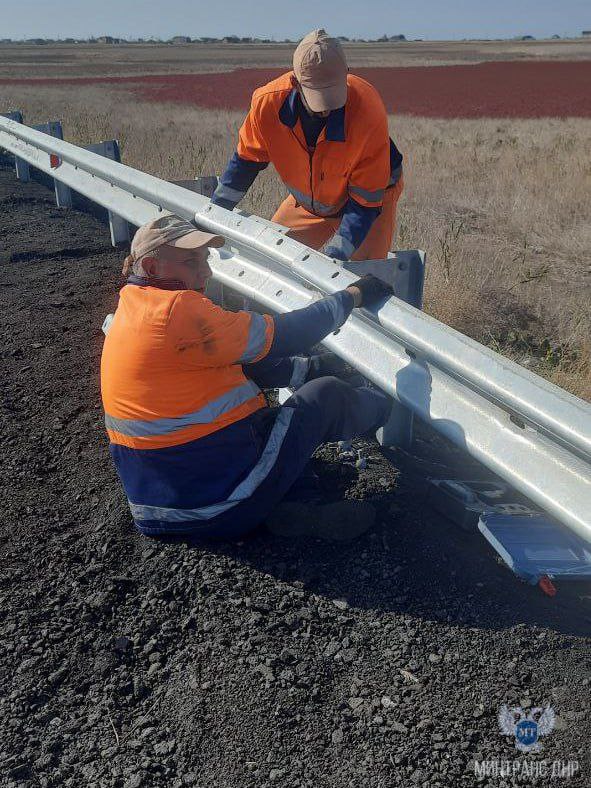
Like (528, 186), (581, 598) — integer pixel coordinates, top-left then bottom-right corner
(101, 213), (393, 540)
(211, 28), (403, 263)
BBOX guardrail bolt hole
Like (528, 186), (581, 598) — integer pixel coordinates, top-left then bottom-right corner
(302, 254), (309, 261)
(238, 270), (245, 277)
(509, 414), (526, 430)
(331, 271), (339, 278)
(276, 289), (283, 296)
(276, 239), (283, 245)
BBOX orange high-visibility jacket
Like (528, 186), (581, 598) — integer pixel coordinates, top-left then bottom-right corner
(101, 284), (274, 451)
(237, 72), (391, 217)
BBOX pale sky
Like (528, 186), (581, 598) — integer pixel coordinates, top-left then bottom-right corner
(3, 0), (590, 41)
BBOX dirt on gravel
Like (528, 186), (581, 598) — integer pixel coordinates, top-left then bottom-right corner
(1, 163), (590, 788)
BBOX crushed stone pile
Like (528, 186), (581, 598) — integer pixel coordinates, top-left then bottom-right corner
(1, 165), (590, 787)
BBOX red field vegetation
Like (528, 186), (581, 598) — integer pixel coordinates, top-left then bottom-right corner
(2, 61), (591, 117)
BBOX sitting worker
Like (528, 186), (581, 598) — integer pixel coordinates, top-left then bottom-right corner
(211, 29), (403, 263)
(101, 213), (394, 540)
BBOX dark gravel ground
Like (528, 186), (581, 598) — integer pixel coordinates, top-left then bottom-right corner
(1, 163), (590, 788)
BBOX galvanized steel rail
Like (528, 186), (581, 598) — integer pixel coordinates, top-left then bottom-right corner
(1, 115), (590, 542)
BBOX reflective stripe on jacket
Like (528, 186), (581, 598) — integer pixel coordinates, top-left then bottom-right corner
(101, 283), (274, 451)
(237, 72), (392, 218)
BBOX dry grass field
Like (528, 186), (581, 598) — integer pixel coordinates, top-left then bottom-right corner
(1, 38), (590, 79)
(1, 56), (590, 399)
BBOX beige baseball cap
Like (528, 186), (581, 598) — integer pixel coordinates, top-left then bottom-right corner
(130, 213), (225, 262)
(293, 29), (347, 113)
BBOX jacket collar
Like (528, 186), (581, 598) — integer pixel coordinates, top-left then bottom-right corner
(127, 274), (188, 291)
(278, 89), (346, 142)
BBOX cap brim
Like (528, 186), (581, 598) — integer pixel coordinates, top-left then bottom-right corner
(170, 229), (225, 251)
(301, 81), (347, 112)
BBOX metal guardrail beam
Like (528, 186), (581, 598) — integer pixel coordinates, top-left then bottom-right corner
(2, 116), (587, 462)
(1, 115), (590, 542)
(195, 204), (591, 465)
(211, 246), (591, 539)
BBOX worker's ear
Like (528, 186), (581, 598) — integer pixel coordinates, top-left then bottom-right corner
(121, 254), (134, 277)
(141, 256), (160, 278)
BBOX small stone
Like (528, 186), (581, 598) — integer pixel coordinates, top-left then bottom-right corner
(125, 775), (144, 788)
(255, 664), (275, 682)
(391, 721), (408, 734)
(428, 653), (441, 664)
(331, 728), (344, 744)
(324, 641), (340, 657)
(332, 599), (349, 610)
(245, 762), (257, 772)
(153, 740), (176, 756)
(381, 696), (395, 709)
(348, 697), (364, 710)
(114, 636), (132, 653)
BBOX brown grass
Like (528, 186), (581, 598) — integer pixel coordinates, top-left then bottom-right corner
(2, 83), (590, 400)
(1, 38), (590, 79)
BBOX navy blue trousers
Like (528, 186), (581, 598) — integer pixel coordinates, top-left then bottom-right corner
(180, 358), (392, 541)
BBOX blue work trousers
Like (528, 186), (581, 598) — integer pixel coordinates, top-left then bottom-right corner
(182, 355), (392, 541)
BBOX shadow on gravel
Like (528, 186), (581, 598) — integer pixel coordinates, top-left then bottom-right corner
(206, 531), (591, 641)
(190, 364), (590, 640)
(183, 426), (591, 641)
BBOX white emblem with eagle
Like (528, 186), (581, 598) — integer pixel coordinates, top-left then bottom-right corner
(498, 705), (556, 752)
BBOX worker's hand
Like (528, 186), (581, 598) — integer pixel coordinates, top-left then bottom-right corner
(346, 275), (393, 309)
